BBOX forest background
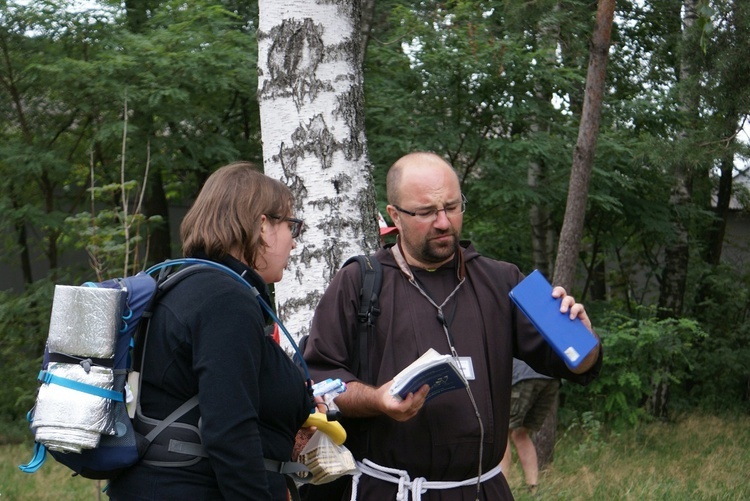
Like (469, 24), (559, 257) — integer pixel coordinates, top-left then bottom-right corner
(1, 0), (749, 482)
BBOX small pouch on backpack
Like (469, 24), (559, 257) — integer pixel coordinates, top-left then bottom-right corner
(297, 430), (357, 485)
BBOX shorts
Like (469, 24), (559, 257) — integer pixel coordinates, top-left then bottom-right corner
(508, 378), (559, 431)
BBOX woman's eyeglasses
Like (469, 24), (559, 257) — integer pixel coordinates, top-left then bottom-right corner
(268, 215), (304, 238)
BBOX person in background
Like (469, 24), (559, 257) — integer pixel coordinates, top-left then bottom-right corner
(303, 151), (602, 500)
(500, 358), (561, 495)
(108, 162), (312, 500)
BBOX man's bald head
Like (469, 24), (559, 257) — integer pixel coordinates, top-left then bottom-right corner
(386, 152), (459, 206)
(384, 152), (464, 268)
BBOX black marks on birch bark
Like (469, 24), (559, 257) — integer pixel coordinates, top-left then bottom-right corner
(276, 141), (307, 214)
(293, 114), (336, 170)
(259, 18), (331, 110)
(335, 84), (366, 161)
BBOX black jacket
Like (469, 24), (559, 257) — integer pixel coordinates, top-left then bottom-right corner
(108, 255), (310, 500)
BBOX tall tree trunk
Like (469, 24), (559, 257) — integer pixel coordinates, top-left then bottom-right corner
(12, 195), (33, 286)
(257, 0), (379, 346)
(535, 391), (559, 469)
(553, 0), (615, 290)
(701, 1), (750, 267)
(143, 167), (172, 265)
(526, 5), (557, 474)
(537, 0), (615, 469)
(529, 159), (554, 277)
(40, 160), (59, 274)
(360, 0), (377, 67)
(589, 258), (607, 301)
(529, 2), (561, 291)
(657, 181), (691, 321)
(702, 156), (732, 266)
(652, 0), (701, 420)
(657, 0), (699, 322)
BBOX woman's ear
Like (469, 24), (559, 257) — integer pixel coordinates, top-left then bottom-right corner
(259, 214), (268, 235)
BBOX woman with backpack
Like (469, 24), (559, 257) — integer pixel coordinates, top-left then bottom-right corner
(108, 162), (313, 500)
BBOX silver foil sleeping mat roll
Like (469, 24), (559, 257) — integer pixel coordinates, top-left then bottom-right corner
(33, 362), (117, 452)
(33, 285), (125, 452)
(47, 285), (124, 358)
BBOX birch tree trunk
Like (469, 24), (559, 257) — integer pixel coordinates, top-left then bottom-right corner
(528, 3), (561, 279)
(656, 0), (698, 324)
(650, 0), (700, 420)
(257, 0), (380, 348)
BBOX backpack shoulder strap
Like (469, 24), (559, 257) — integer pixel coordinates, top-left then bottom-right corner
(135, 263), (273, 465)
(342, 255), (382, 384)
(133, 264), (215, 372)
(133, 264), (221, 438)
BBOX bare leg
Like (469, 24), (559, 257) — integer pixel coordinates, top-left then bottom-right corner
(500, 437), (512, 481)
(510, 427), (538, 491)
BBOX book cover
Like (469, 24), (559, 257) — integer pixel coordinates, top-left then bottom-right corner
(389, 348), (468, 401)
(509, 270), (599, 368)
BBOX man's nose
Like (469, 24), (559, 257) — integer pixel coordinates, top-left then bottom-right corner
(433, 209), (451, 229)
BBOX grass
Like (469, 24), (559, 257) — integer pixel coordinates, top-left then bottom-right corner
(1, 442), (106, 500)
(1, 413), (748, 500)
(505, 413), (750, 500)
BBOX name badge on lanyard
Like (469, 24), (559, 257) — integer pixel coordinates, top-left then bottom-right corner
(457, 356), (476, 380)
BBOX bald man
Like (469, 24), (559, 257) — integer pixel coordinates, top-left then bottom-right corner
(303, 152), (601, 500)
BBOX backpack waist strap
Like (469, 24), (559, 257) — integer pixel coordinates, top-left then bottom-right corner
(137, 409), (310, 482)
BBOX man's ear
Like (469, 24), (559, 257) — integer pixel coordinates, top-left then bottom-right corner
(386, 205), (400, 228)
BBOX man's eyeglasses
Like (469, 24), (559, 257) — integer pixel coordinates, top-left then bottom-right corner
(268, 215), (304, 238)
(392, 194), (467, 221)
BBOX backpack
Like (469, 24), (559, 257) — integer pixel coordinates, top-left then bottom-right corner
(20, 258), (313, 480)
(297, 254), (383, 383)
(298, 255), (382, 501)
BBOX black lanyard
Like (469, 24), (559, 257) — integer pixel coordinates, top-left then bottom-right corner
(390, 243), (485, 499)
(411, 273), (461, 349)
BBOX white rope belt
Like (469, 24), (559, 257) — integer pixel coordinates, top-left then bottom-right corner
(350, 458), (502, 501)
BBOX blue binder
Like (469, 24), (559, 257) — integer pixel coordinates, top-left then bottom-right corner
(509, 270), (599, 368)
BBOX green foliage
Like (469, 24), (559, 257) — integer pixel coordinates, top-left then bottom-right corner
(0, 0), (261, 283)
(62, 177), (165, 279)
(677, 265), (750, 413)
(696, 1), (717, 53)
(107, 0), (262, 176)
(364, 0), (590, 264)
(0, 280), (54, 423)
(64, 208), (162, 280)
(560, 410), (605, 460)
(1, 0), (750, 434)
(560, 307), (709, 429)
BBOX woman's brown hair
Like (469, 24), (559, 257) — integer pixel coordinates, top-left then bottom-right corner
(181, 162), (294, 268)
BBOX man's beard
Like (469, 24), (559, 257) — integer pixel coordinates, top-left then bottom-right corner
(418, 231), (459, 264)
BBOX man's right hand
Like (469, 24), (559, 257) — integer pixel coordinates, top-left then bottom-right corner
(334, 380), (430, 421)
(378, 381), (430, 422)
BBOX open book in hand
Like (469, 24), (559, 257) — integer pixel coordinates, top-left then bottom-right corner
(388, 348), (468, 402)
(509, 269), (599, 369)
